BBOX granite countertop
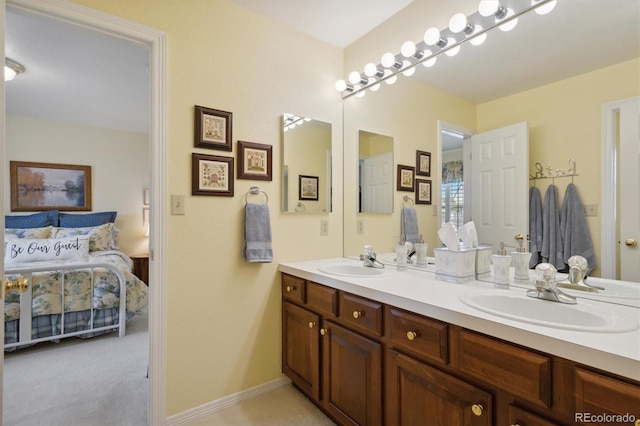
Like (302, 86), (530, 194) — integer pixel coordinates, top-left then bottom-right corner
(279, 257), (640, 381)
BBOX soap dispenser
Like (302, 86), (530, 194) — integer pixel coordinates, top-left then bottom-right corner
(512, 234), (532, 283)
(492, 242), (512, 286)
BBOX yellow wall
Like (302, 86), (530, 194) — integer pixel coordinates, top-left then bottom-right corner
(71, 0), (343, 416)
(478, 58), (640, 277)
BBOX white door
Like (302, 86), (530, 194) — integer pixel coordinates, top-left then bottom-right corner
(361, 152), (393, 213)
(470, 122), (529, 252)
(618, 98), (640, 281)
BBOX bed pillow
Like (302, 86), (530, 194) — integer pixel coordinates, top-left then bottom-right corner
(5, 226), (54, 239)
(58, 211), (118, 228)
(4, 236), (90, 265)
(5, 211), (59, 229)
(53, 222), (119, 252)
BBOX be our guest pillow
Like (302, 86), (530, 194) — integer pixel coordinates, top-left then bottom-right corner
(4, 236), (90, 265)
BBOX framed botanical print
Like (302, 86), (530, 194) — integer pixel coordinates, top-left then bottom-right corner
(299, 175), (319, 201)
(237, 141), (272, 181)
(194, 105), (232, 151)
(192, 153), (234, 196)
(415, 179), (432, 205)
(397, 164), (415, 192)
(416, 150), (431, 177)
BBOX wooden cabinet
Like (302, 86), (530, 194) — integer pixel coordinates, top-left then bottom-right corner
(130, 254), (149, 285)
(281, 273), (640, 426)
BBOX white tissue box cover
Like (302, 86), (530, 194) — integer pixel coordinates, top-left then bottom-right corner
(434, 248), (476, 283)
(475, 246), (492, 279)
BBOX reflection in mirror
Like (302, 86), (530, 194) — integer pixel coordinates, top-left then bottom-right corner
(358, 130), (393, 213)
(440, 129), (466, 229)
(281, 114), (332, 214)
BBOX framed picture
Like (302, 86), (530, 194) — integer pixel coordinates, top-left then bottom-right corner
(416, 150), (431, 177)
(397, 164), (415, 192)
(299, 175), (319, 201)
(192, 153), (234, 196)
(194, 105), (232, 151)
(415, 179), (432, 205)
(237, 141), (272, 181)
(10, 161), (92, 211)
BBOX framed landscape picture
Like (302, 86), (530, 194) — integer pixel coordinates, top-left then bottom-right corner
(10, 161), (92, 211)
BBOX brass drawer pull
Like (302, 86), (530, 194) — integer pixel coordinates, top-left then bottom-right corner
(286, 285), (296, 292)
(308, 321), (316, 329)
(471, 404), (483, 416)
(352, 310), (363, 319)
(406, 331), (417, 341)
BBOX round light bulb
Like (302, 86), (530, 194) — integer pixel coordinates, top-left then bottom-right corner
(370, 79), (380, 91)
(469, 25), (487, 46)
(384, 69), (397, 85)
(401, 40), (416, 58)
(355, 86), (366, 97)
(423, 27), (441, 46)
(478, 0), (500, 17)
(5, 66), (17, 81)
(498, 8), (518, 32)
(445, 38), (460, 57)
(449, 13), (468, 33)
(364, 63), (378, 77)
(381, 52), (397, 68)
(402, 61), (415, 76)
(335, 79), (347, 92)
(533, 0), (556, 15)
(421, 50), (436, 67)
(348, 71), (362, 85)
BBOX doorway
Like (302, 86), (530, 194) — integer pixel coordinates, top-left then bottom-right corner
(1, 0), (167, 424)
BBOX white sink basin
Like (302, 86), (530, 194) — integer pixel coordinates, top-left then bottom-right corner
(460, 289), (639, 333)
(317, 262), (386, 277)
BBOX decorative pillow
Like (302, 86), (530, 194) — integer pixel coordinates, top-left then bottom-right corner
(4, 236), (90, 265)
(53, 222), (119, 252)
(5, 226), (54, 239)
(58, 211), (117, 228)
(5, 211), (59, 229)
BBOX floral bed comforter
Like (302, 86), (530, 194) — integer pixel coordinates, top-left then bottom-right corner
(4, 250), (148, 321)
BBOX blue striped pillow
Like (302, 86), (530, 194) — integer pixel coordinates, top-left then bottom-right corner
(5, 211), (59, 229)
(58, 211), (117, 228)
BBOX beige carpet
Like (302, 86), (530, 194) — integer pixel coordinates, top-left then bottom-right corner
(184, 385), (335, 426)
(3, 313), (149, 426)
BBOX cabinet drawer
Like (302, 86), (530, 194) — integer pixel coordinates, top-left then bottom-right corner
(282, 274), (305, 303)
(574, 368), (640, 423)
(339, 292), (383, 337)
(387, 306), (448, 365)
(508, 405), (558, 426)
(452, 328), (551, 407)
(306, 281), (338, 317)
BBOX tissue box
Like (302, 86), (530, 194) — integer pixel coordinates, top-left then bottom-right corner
(475, 246), (492, 280)
(434, 248), (476, 283)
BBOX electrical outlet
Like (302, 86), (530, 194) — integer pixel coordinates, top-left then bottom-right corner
(583, 204), (598, 217)
(320, 220), (329, 236)
(357, 219), (365, 234)
(171, 195), (185, 215)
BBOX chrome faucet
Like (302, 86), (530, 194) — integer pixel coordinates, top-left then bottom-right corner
(526, 263), (577, 304)
(557, 255), (604, 292)
(359, 245), (385, 268)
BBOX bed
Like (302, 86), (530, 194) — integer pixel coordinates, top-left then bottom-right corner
(4, 212), (149, 351)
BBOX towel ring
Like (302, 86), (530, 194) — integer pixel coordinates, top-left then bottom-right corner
(244, 186), (269, 204)
(295, 202), (306, 212)
(403, 196), (414, 206)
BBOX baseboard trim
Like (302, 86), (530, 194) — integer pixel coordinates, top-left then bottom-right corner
(166, 376), (292, 425)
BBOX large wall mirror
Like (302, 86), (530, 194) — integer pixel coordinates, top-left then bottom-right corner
(282, 113), (332, 214)
(342, 0), (639, 280)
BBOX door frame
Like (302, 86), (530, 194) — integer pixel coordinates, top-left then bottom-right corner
(601, 96), (639, 280)
(1, 0), (168, 424)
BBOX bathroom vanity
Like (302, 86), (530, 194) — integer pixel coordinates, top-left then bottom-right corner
(279, 258), (640, 426)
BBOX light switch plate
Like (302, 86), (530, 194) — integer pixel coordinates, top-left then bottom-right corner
(320, 220), (329, 236)
(583, 204), (597, 217)
(357, 219), (364, 234)
(171, 195), (185, 215)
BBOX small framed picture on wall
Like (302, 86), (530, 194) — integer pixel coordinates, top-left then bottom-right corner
(415, 179), (432, 205)
(397, 164), (415, 192)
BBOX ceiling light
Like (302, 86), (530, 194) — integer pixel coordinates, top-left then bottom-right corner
(532, 0), (557, 15)
(449, 13), (474, 35)
(381, 52), (403, 69)
(5, 58), (25, 82)
(364, 63), (384, 78)
(424, 27), (447, 48)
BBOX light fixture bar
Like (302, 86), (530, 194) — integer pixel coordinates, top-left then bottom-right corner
(339, 0), (556, 99)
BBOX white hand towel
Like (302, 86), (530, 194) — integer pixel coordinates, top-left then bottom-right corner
(243, 203), (273, 263)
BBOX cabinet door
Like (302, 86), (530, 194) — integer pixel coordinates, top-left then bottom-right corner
(282, 301), (320, 401)
(386, 350), (492, 426)
(322, 320), (382, 426)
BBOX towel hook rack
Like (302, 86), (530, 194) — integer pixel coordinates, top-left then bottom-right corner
(529, 158), (579, 182)
(244, 186), (269, 204)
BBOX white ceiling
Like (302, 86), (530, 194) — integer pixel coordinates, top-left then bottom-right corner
(5, 0), (639, 133)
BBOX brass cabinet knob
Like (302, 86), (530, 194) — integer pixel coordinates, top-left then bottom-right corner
(471, 404), (483, 416)
(352, 311), (362, 319)
(510, 424), (520, 426)
(320, 328), (328, 336)
(406, 331), (417, 341)
(308, 321), (315, 329)
(286, 285), (296, 292)
(634, 419), (640, 426)
(624, 239), (637, 248)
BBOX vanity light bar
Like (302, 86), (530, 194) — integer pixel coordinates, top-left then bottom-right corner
(336, 0), (557, 99)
